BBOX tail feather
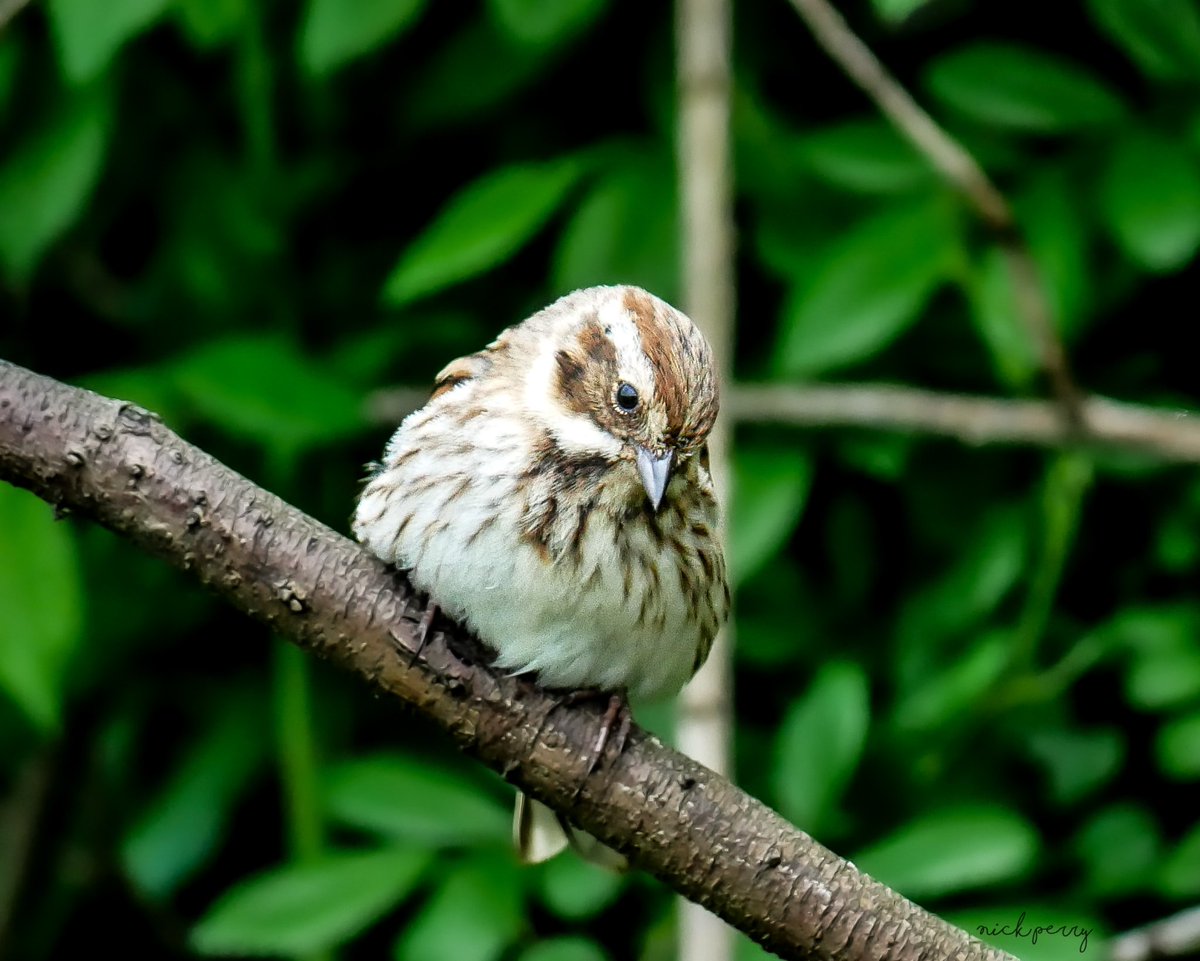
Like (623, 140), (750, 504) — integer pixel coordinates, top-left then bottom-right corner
(512, 793), (629, 870)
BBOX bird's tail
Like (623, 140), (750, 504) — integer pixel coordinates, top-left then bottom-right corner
(512, 793), (628, 870)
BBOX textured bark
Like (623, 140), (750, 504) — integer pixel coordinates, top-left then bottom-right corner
(0, 359), (1013, 961)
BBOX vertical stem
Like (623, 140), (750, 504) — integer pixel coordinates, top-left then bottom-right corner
(1010, 452), (1092, 673)
(675, 0), (735, 959)
(274, 640), (332, 961)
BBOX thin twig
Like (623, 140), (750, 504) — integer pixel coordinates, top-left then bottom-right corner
(732, 384), (1200, 462)
(370, 383), (1200, 465)
(0, 751), (54, 954)
(676, 0), (736, 958)
(783, 0), (1086, 424)
(1109, 906), (1200, 961)
(0, 0), (33, 31)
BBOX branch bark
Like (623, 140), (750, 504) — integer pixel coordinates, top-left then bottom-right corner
(0, 359), (1014, 961)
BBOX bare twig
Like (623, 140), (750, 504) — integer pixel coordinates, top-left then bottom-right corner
(729, 381), (1200, 458)
(0, 0), (32, 31)
(0, 750), (53, 954)
(733, 383), (1200, 462)
(783, 0), (1085, 424)
(1109, 906), (1200, 961)
(0, 359), (1014, 961)
(371, 383), (1200, 464)
(676, 0), (736, 957)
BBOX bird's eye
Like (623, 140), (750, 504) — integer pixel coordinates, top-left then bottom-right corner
(615, 383), (639, 412)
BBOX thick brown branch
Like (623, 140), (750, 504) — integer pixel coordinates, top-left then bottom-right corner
(0, 359), (1011, 961)
(783, 0), (1085, 423)
(732, 384), (1200, 462)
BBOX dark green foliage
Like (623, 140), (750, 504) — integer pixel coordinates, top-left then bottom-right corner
(2, 0), (1199, 957)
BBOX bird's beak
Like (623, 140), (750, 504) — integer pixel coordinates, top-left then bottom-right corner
(635, 447), (674, 512)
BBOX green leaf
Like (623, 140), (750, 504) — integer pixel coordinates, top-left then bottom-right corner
(407, 19), (556, 127)
(299, 0), (427, 76)
(925, 43), (1125, 132)
(535, 854), (625, 920)
(964, 249), (1040, 391)
(383, 157), (584, 305)
(49, 0), (170, 83)
(0, 42), (18, 120)
(393, 853), (525, 961)
(123, 692), (268, 897)
(174, 0), (245, 49)
(949, 906), (1100, 961)
(1128, 640), (1200, 711)
(552, 154), (679, 302)
(192, 847), (429, 956)
(798, 118), (930, 194)
(871, 0), (934, 23)
(1025, 727), (1125, 806)
(169, 336), (366, 453)
(854, 806), (1038, 899)
(487, 0), (607, 48)
(892, 633), (1009, 735)
(0, 485), (83, 731)
(777, 198), (959, 377)
(1156, 710), (1200, 779)
(1160, 820), (1200, 897)
(324, 754), (510, 847)
(731, 445), (813, 585)
(773, 662), (870, 834)
(517, 938), (609, 961)
(1088, 0), (1200, 81)
(1073, 804), (1160, 898)
(1099, 130), (1200, 272)
(0, 89), (111, 282)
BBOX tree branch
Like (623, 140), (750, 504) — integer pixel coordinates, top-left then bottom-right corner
(0, 359), (1013, 961)
(1109, 906), (1200, 961)
(783, 0), (1086, 424)
(731, 384), (1200, 462)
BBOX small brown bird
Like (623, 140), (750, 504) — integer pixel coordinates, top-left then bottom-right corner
(353, 284), (729, 861)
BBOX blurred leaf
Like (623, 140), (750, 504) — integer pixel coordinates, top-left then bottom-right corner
(123, 692), (267, 897)
(1104, 604), (1200, 709)
(80, 365), (181, 427)
(1155, 709), (1200, 779)
(49, 0), (170, 83)
(298, 0), (427, 76)
(872, 0), (935, 24)
(836, 433), (912, 481)
(1099, 130), (1200, 272)
(731, 445), (813, 585)
(174, 0), (245, 48)
(487, 0), (606, 48)
(1160, 820), (1200, 897)
(777, 198), (959, 377)
(854, 806), (1038, 898)
(518, 938), (609, 961)
(1088, 0), (1200, 81)
(393, 853), (525, 961)
(384, 157), (584, 305)
(0, 42), (17, 119)
(324, 753), (509, 846)
(949, 906), (1100, 961)
(0, 88), (111, 282)
(169, 335), (366, 453)
(1073, 803), (1160, 898)
(925, 43), (1125, 132)
(535, 854), (625, 921)
(1025, 727), (1125, 806)
(965, 248), (1039, 391)
(1018, 169), (1093, 340)
(408, 19), (555, 126)
(0, 485), (83, 731)
(892, 632), (1009, 735)
(773, 662), (869, 833)
(798, 118), (930, 194)
(735, 558), (819, 667)
(192, 847), (429, 956)
(552, 153), (678, 301)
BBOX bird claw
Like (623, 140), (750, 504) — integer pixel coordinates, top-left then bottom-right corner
(388, 593), (440, 665)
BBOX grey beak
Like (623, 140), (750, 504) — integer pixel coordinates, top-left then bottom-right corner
(635, 447), (674, 511)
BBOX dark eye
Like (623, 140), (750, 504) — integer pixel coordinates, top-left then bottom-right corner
(615, 383), (639, 412)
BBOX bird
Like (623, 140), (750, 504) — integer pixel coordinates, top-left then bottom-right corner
(352, 284), (729, 862)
